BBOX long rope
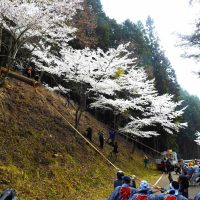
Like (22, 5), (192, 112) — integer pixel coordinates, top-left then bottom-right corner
(2, 68), (164, 189)
(0, 66), (167, 196)
(46, 73), (162, 156)
(35, 88), (165, 189)
(35, 89), (119, 170)
(119, 132), (162, 155)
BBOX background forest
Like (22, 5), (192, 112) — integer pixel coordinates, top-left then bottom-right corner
(71, 0), (200, 159)
(1, 0), (200, 159)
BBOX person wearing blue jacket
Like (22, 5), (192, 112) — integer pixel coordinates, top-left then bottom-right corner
(114, 170), (124, 188)
(107, 129), (116, 145)
(158, 181), (187, 200)
(0, 189), (18, 200)
(194, 192), (200, 200)
(108, 176), (138, 200)
(129, 180), (158, 200)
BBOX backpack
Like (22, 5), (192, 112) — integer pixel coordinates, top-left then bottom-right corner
(135, 194), (148, 200)
(119, 187), (131, 200)
(164, 195), (177, 200)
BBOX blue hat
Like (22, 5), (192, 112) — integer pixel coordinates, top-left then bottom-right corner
(122, 176), (131, 182)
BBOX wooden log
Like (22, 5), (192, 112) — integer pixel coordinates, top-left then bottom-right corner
(0, 67), (40, 87)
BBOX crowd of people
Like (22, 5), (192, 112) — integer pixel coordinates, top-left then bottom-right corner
(177, 159), (200, 186)
(159, 158), (200, 188)
(108, 158), (200, 200)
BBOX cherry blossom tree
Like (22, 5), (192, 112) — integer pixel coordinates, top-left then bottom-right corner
(0, 0), (187, 137)
(195, 131), (200, 145)
(37, 43), (136, 127)
(34, 42), (187, 136)
(0, 0), (82, 82)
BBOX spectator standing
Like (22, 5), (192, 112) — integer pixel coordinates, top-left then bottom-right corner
(107, 129), (116, 145)
(86, 127), (93, 142)
(26, 66), (33, 78)
(144, 156), (149, 168)
(98, 131), (105, 149)
(109, 142), (119, 160)
(114, 171), (124, 188)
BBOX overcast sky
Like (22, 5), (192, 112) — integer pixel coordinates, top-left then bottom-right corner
(101, 0), (200, 97)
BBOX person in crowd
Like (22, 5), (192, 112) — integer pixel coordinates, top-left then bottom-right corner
(0, 189), (18, 200)
(26, 66), (33, 78)
(175, 162), (181, 175)
(166, 159), (172, 174)
(112, 142), (118, 154)
(98, 131), (105, 149)
(130, 175), (137, 188)
(179, 159), (193, 181)
(178, 174), (189, 198)
(186, 164), (194, 181)
(158, 181), (187, 200)
(160, 160), (166, 174)
(178, 159), (186, 173)
(108, 176), (138, 200)
(107, 129), (116, 145)
(129, 180), (158, 200)
(194, 192), (200, 200)
(109, 142), (119, 161)
(169, 171), (189, 198)
(144, 156), (149, 168)
(85, 127), (93, 142)
(191, 159), (200, 185)
(114, 170), (124, 188)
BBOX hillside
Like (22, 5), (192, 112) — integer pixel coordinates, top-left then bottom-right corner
(0, 78), (160, 200)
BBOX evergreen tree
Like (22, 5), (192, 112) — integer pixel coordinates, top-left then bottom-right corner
(178, 89), (200, 158)
(145, 16), (180, 96)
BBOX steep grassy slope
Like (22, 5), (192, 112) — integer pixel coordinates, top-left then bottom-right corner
(0, 78), (160, 200)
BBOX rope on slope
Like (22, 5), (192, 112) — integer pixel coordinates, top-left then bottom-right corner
(42, 73), (162, 156)
(119, 132), (162, 155)
(35, 88), (165, 189)
(35, 88), (119, 170)
(1, 70), (164, 188)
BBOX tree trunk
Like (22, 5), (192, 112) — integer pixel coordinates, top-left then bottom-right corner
(0, 24), (2, 52)
(75, 106), (81, 128)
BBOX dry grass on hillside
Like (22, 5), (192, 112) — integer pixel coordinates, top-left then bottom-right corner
(0, 78), (161, 200)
